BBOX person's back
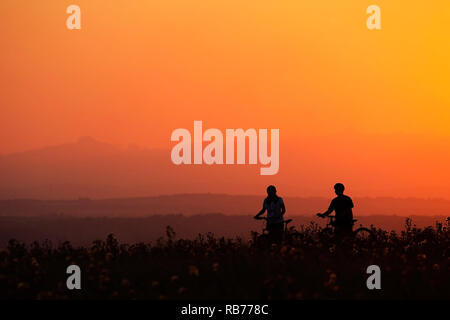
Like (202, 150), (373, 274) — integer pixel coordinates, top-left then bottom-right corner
(317, 183), (354, 235)
(254, 185), (286, 243)
(329, 194), (353, 226)
(264, 196), (285, 225)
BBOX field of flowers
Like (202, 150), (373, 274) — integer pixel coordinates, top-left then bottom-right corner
(0, 218), (448, 300)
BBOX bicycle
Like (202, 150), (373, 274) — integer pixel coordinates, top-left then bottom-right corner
(317, 214), (373, 240)
(254, 216), (301, 245)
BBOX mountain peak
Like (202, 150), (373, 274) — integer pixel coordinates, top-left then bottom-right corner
(77, 136), (99, 144)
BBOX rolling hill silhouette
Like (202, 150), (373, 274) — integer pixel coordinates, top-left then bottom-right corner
(0, 194), (450, 217)
(0, 137), (269, 199)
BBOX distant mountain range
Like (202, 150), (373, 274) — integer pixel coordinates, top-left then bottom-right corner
(0, 137), (271, 199)
(0, 137), (449, 217)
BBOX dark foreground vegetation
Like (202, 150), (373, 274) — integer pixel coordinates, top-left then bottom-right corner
(0, 214), (447, 247)
(0, 219), (448, 300)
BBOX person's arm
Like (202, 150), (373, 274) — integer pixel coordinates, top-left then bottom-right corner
(317, 200), (334, 217)
(280, 198), (286, 216)
(254, 200), (266, 219)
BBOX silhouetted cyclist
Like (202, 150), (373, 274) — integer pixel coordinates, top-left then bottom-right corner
(254, 185), (286, 243)
(317, 183), (354, 236)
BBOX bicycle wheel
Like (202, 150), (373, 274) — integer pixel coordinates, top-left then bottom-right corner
(353, 227), (373, 240)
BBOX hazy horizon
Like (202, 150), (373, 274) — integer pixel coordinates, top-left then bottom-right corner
(1, 193), (450, 218)
(1, 136), (450, 201)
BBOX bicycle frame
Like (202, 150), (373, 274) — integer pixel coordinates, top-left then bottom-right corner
(256, 217), (293, 233)
(324, 215), (357, 228)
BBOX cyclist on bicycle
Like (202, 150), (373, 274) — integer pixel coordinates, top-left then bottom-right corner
(254, 185), (286, 243)
(317, 183), (354, 236)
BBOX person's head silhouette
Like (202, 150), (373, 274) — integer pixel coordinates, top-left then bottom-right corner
(266, 185), (277, 197)
(334, 183), (345, 196)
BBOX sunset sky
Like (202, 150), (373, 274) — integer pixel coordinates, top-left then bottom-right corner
(1, 1), (449, 199)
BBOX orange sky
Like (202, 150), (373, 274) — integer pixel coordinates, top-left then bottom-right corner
(1, 1), (449, 198)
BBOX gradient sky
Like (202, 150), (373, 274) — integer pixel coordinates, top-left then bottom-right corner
(1, 1), (449, 198)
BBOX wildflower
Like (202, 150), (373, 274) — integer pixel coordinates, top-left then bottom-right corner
(417, 253), (427, 261)
(31, 257), (39, 268)
(324, 272), (337, 288)
(17, 282), (30, 289)
(100, 275), (111, 284)
(329, 273), (337, 282)
(101, 268), (109, 274)
(105, 252), (113, 262)
(188, 265), (200, 277)
(280, 246), (289, 254)
(121, 278), (130, 287)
